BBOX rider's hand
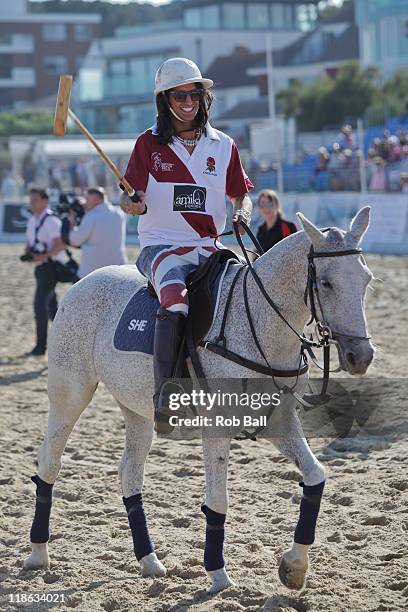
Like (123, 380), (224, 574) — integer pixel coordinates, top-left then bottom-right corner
(120, 190), (146, 216)
(231, 213), (246, 235)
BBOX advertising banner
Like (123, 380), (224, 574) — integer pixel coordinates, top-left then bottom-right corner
(2, 203), (31, 234)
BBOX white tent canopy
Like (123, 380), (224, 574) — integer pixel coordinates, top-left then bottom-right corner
(36, 137), (136, 158)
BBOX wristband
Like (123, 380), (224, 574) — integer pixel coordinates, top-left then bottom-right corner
(234, 208), (251, 224)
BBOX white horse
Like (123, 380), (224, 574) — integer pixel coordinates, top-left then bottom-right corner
(24, 208), (375, 594)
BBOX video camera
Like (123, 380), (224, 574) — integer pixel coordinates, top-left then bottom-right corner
(56, 193), (85, 223)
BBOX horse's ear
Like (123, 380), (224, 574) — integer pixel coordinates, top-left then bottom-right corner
(296, 212), (326, 248)
(348, 206), (371, 246)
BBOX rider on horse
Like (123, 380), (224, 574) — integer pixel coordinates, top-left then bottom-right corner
(120, 57), (253, 426)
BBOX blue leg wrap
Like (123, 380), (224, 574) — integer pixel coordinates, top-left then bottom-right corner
(30, 475), (53, 544)
(294, 480), (325, 545)
(123, 493), (154, 561)
(202, 504), (226, 571)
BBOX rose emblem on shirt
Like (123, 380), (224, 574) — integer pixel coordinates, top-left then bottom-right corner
(206, 157), (216, 173)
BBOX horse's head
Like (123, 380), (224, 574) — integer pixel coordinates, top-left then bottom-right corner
(297, 206), (375, 375)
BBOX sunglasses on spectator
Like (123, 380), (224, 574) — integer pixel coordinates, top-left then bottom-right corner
(168, 89), (203, 102)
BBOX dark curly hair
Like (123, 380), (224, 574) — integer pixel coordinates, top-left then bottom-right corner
(155, 86), (214, 145)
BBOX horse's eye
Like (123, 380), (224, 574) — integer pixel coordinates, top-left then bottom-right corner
(320, 279), (333, 289)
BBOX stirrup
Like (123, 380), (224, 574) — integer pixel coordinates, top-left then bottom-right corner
(154, 380), (185, 434)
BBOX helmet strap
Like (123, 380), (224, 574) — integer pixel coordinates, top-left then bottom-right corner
(169, 105), (189, 123)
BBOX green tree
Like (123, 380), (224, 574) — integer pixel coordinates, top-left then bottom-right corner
(0, 112), (54, 137)
(277, 62), (383, 131)
(380, 69), (408, 117)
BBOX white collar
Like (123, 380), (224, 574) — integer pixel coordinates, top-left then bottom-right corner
(205, 122), (220, 141)
(35, 207), (52, 220)
(150, 121), (220, 141)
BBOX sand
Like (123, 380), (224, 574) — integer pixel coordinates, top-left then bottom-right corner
(0, 244), (407, 612)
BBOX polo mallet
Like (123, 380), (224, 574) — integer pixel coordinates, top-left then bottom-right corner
(53, 74), (140, 201)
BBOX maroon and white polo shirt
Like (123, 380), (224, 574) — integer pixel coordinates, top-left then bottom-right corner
(124, 123), (253, 249)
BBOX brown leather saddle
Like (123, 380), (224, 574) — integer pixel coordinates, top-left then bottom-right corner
(147, 248), (240, 350)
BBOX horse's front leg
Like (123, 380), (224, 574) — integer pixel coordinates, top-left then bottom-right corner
(118, 404), (166, 578)
(202, 436), (235, 594)
(272, 403), (326, 591)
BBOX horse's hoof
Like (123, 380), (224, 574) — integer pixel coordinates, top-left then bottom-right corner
(140, 552), (167, 577)
(207, 567), (235, 594)
(278, 552), (308, 591)
(23, 543), (50, 570)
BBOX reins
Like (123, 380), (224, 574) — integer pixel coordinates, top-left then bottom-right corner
(189, 219), (370, 439)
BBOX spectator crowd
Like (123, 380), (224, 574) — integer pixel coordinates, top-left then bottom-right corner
(310, 125), (408, 193)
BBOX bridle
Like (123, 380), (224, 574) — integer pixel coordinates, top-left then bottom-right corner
(195, 220), (371, 438)
(305, 243), (372, 343)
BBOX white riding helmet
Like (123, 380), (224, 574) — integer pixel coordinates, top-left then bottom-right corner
(154, 57), (213, 96)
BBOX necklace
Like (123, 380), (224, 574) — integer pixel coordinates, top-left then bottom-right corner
(176, 129), (202, 147)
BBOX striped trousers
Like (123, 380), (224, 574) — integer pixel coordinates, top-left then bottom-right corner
(137, 244), (217, 316)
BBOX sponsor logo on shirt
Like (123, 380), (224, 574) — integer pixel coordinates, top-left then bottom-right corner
(203, 156), (217, 176)
(152, 152), (174, 172)
(173, 185), (207, 212)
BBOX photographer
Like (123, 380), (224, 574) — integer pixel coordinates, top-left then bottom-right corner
(66, 187), (128, 279)
(23, 187), (66, 356)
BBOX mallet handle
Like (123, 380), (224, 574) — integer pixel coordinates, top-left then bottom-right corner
(67, 108), (135, 197)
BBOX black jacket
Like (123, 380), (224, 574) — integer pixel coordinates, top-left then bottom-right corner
(256, 216), (297, 252)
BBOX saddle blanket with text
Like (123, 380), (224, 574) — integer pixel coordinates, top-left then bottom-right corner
(113, 261), (238, 355)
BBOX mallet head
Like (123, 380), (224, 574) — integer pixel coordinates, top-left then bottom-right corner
(53, 74), (73, 137)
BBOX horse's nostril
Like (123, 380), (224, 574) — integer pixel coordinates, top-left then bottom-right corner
(346, 351), (356, 366)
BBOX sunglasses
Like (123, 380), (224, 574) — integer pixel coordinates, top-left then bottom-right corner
(168, 89), (204, 102)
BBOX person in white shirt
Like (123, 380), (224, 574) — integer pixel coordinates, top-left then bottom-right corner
(67, 186), (128, 279)
(24, 187), (66, 356)
(120, 57), (253, 428)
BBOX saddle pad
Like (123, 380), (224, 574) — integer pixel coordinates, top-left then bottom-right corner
(113, 287), (159, 354)
(113, 260), (240, 355)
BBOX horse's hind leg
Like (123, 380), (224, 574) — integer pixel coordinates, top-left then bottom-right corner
(202, 436), (235, 594)
(118, 403), (166, 578)
(24, 375), (97, 570)
(272, 402), (325, 591)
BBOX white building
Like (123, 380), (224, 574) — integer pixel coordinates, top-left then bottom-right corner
(78, 0), (319, 134)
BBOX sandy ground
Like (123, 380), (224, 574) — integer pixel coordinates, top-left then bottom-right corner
(0, 243), (407, 612)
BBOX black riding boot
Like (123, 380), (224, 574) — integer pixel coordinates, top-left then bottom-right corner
(153, 308), (186, 434)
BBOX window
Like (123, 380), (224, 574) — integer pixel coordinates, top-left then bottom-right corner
(110, 59), (127, 76)
(129, 57), (148, 93)
(44, 56), (68, 75)
(283, 4), (295, 28)
(146, 55), (166, 92)
(118, 104), (154, 135)
(79, 68), (103, 102)
(0, 34), (12, 45)
(202, 5), (220, 30)
(185, 8), (201, 29)
(0, 56), (11, 78)
(74, 24), (92, 42)
(248, 4), (269, 29)
(399, 17), (408, 58)
(223, 4), (245, 29)
(361, 23), (378, 64)
(296, 4), (316, 32)
(42, 24), (67, 41)
(271, 3), (285, 28)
